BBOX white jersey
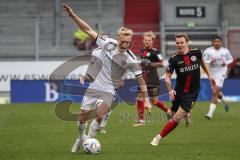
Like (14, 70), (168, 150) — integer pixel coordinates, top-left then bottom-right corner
(203, 46), (233, 74)
(88, 35), (142, 95)
(203, 46), (233, 87)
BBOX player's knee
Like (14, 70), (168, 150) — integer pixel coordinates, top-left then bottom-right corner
(212, 90), (218, 96)
(79, 112), (88, 122)
(150, 98), (157, 105)
(172, 113), (184, 122)
(218, 92), (223, 99)
(95, 117), (102, 124)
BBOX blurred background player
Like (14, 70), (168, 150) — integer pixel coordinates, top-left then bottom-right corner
(73, 28), (94, 50)
(63, 4), (152, 153)
(203, 36), (233, 119)
(151, 33), (215, 146)
(133, 31), (171, 126)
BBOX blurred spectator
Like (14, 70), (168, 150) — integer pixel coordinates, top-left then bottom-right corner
(228, 57), (240, 78)
(73, 28), (95, 50)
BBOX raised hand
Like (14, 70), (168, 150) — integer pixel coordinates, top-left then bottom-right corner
(169, 89), (176, 101)
(62, 4), (74, 17)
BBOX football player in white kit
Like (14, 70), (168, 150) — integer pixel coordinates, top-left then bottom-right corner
(63, 4), (152, 153)
(203, 36), (233, 119)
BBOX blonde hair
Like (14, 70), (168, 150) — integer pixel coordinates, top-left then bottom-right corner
(117, 27), (133, 37)
(143, 31), (156, 40)
(175, 33), (189, 42)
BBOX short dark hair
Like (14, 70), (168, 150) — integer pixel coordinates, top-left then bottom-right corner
(212, 35), (222, 41)
(175, 33), (189, 42)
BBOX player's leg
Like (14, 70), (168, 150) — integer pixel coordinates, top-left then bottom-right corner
(217, 91), (229, 112)
(99, 110), (111, 134)
(150, 95), (171, 112)
(133, 91), (145, 126)
(205, 83), (220, 119)
(88, 92), (114, 138)
(150, 96), (180, 146)
(71, 109), (91, 153)
(150, 96), (171, 120)
(88, 101), (110, 138)
(151, 106), (187, 146)
(71, 91), (98, 153)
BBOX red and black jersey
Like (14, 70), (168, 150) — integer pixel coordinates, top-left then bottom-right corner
(167, 48), (202, 94)
(140, 48), (163, 87)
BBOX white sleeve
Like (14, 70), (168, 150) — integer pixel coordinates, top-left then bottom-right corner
(224, 49), (233, 65)
(127, 51), (142, 76)
(96, 35), (117, 52)
(203, 49), (211, 64)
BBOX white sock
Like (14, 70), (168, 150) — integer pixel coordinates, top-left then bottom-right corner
(207, 103), (217, 118)
(100, 111), (111, 128)
(88, 119), (100, 138)
(77, 121), (87, 141)
(156, 134), (162, 141)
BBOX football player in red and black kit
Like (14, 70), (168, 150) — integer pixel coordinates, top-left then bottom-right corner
(151, 33), (215, 146)
(133, 31), (171, 126)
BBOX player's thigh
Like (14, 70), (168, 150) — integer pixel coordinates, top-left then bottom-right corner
(171, 93), (181, 112)
(95, 93), (115, 118)
(180, 95), (197, 113)
(213, 73), (226, 88)
(81, 93), (98, 111)
(173, 106), (186, 122)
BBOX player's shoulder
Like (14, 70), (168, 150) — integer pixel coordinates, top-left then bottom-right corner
(170, 51), (178, 59)
(204, 46), (214, 52)
(97, 35), (117, 45)
(190, 48), (201, 53)
(220, 47), (230, 53)
(150, 47), (161, 54)
(151, 47), (159, 52)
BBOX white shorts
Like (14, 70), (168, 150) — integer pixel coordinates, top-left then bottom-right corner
(81, 88), (116, 111)
(212, 72), (226, 88)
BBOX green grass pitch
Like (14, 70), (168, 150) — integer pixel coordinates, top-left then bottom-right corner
(0, 102), (240, 160)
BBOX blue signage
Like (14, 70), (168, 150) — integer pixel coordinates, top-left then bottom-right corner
(11, 79), (240, 103)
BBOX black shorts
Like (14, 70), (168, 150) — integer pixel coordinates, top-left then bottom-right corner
(171, 90), (199, 113)
(137, 86), (160, 97)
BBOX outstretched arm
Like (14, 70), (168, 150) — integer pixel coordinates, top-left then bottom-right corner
(63, 4), (97, 39)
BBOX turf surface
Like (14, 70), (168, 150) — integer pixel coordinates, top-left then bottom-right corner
(0, 102), (240, 160)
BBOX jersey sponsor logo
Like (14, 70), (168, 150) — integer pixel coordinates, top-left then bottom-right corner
(191, 55), (197, 62)
(147, 52), (151, 57)
(179, 64), (199, 73)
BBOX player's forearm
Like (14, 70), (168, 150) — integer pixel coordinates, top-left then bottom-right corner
(70, 13), (97, 39)
(165, 77), (172, 91)
(225, 57), (233, 65)
(165, 72), (172, 91)
(150, 62), (163, 68)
